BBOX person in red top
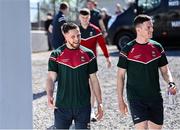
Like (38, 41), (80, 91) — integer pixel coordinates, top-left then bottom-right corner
(79, 8), (111, 122)
(79, 8), (111, 66)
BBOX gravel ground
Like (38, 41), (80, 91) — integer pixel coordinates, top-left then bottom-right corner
(32, 45), (180, 129)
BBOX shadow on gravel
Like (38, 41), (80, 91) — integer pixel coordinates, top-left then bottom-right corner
(109, 51), (120, 57)
(33, 91), (47, 100)
(165, 50), (180, 57)
(163, 46), (180, 56)
(99, 51), (120, 57)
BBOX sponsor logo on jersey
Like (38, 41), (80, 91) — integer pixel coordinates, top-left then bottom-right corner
(61, 59), (70, 62)
(90, 31), (93, 37)
(152, 51), (156, 57)
(133, 54), (142, 59)
(80, 56), (86, 62)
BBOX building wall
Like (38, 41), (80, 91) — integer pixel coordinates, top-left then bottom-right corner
(31, 31), (48, 52)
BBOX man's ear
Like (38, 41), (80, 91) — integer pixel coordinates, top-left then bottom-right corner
(136, 26), (141, 33)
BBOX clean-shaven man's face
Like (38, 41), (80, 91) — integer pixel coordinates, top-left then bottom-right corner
(137, 20), (154, 39)
(79, 14), (90, 25)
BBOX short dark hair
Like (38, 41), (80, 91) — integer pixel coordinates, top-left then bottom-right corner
(79, 8), (90, 15)
(60, 2), (69, 10)
(134, 14), (152, 27)
(61, 22), (79, 34)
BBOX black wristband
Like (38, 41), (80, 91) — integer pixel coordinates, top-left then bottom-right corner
(168, 82), (175, 88)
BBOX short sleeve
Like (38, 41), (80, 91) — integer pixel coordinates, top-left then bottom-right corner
(117, 51), (128, 69)
(158, 51), (168, 67)
(48, 51), (58, 72)
(88, 56), (98, 74)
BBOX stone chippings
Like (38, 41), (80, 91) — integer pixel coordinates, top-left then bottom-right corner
(32, 46), (180, 129)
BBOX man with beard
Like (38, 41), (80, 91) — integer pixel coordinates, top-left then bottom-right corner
(46, 22), (103, 129)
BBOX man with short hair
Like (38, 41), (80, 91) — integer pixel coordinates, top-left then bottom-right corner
(117, 14), (177, 130)
(51, 2), (69, 49)
(86, 0), (107, 37)
(79, 8), (111, 122)
(79, 8), (111, 66)
(46, 22), (103, 129)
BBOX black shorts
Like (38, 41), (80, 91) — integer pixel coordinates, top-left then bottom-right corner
(128, 100), (164, 125)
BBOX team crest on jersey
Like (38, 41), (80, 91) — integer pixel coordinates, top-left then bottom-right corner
(90, 31), (93, 37)
(152, 51), (156, 57)
(80, 56), (86, 62)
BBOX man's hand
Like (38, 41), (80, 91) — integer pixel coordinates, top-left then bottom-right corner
(119, 100), (128, 115)
(106, 58), (111, 68)
(47, 96), (57, 109)
(96, 103), (103, 120)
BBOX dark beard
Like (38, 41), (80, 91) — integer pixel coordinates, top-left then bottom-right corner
(69, 42), (80, 49)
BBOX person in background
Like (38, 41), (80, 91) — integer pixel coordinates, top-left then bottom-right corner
(46, 22), (103, 129)
(86, 0), (107, 37)
(100, 8), (112, 45)
(79, 8), (111, 122)
(51, 2), (69, 49)
(100, 8), (111, 30)
(117, 14), (177, 130)
(44, 13), (53, 51)
(93, 1), (101, 12)
(115, 3), (123, 15)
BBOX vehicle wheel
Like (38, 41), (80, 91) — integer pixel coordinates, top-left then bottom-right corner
(115, 32), (134, 50)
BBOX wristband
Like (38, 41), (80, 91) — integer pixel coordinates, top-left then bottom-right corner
(168, 82), (175, 88)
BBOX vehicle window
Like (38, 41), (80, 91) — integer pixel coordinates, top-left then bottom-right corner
(138, 0), (161, 12)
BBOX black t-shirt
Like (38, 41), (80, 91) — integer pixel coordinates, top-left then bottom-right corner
(103, 15), (111, 30)
(48, 45), (98, 108)
(117, 39), (168, 101)
(90, 9), (102, 28)
(44, 19), (52, 32)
